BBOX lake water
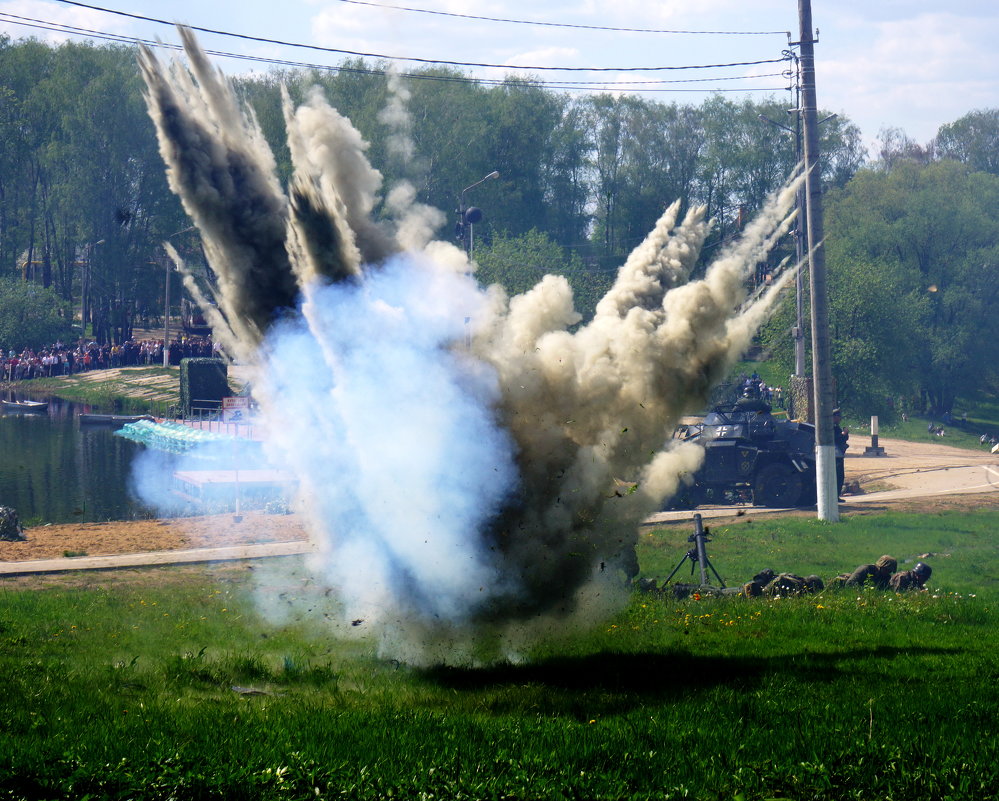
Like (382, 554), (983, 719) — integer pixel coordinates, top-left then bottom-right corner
(0, 395), (155, 524)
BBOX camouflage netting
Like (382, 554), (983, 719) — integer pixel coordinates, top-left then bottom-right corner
(180, 357), (229, 415)
(0, 506), (26, 541)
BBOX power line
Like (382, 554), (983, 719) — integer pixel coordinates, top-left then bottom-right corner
(49, 0), (787, 74)
(334, 0), (791, 36)
(0, 14), (789, 95)
(0, 13), (173, 50)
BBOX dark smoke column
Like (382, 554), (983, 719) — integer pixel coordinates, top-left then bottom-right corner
(138, 32), (300, 348)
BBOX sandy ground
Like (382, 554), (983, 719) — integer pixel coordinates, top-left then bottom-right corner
(1, 437), (995, 564)
(0, 509), (308, 562)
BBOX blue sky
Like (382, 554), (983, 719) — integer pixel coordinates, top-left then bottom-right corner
(1, 0), (997, 152)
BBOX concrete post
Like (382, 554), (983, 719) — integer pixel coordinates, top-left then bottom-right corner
(864, 415), (886, 456)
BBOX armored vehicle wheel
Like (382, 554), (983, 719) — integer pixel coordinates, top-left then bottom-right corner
(753, 463), (803, 507)
(663, 484), (701, 510)
(798, 469), (817, 505)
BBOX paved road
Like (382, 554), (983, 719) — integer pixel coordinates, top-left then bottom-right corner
(0, 540), (313, 577)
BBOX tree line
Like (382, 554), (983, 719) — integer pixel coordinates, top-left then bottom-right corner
(762, 157), (999, 418)
(0, 37), (862, 339)
(1, 36), (997, 415)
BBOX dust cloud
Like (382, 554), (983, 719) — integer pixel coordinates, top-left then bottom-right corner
(138, 31), (800, 665)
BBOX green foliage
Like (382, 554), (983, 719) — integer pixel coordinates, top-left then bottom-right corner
(936, 108), (999, 175)
(764, 160), (999, 417)
(0, 276), (75, 349)
(0, 36), (869, 341)
(0, 38), (187, 339)
(828, 162), (999, 414)
(2, 510), (999, 799)
(473, 229), (612, 321)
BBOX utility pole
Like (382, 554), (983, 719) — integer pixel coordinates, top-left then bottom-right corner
(798, 0), (839, 521)
(789, 53), (808, 380)
(162, 226), (198, 368)
(162, 258), (171, 368)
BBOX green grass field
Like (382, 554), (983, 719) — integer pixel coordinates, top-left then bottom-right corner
(3, 509), (999, 800)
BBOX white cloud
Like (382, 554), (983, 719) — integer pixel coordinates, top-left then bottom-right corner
(502, 45), (578, 69)
(821, 11), (999, 144)
(0, 0), (129, 44)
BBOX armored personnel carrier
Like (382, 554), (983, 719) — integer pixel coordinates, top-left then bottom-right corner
(667, 399), (816, 508)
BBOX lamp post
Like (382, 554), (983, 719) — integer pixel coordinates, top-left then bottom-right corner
(163, 226), (197, 367)
(456, 170), (499, 257)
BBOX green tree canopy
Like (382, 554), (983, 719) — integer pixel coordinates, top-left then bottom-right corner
(0, 277), (75, 350)
(471, 229), (611, 321)
(766, 160), (999, 416)
(936, 109), (999, 176)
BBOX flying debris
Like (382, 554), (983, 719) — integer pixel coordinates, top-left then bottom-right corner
(137, 29), (802, 665)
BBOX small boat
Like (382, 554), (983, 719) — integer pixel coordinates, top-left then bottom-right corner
(78, 413), (155, 426)
(2, 399), (48, 412)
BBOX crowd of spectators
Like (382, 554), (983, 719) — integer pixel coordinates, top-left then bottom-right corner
(3, 335), (220, 381)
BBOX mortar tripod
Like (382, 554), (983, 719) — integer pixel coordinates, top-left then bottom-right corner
(664, 513), (726, 588)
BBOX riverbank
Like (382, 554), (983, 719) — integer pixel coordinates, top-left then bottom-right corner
(5, 363), (253, 413)
(15, 365), (181, 412)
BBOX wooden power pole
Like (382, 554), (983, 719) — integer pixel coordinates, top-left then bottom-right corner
(798, 0), (839, 521)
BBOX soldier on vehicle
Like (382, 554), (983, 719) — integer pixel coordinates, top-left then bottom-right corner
(889, 561), (932, 592)
(735, 384), (772, 413)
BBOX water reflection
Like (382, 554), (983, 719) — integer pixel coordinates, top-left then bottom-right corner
(0, 395), (156, 524)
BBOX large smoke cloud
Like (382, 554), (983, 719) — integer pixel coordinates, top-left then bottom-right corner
(137, 31), (800, 665)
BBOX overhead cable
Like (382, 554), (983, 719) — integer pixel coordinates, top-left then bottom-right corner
(334, 0), (790, 36)
(49, 0), (786, 73)
(0, 14), (788, 94)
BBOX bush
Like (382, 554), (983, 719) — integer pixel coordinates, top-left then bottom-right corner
(0, 277), (75, 351)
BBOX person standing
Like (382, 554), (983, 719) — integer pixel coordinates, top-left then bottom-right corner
(833, 408), (849, 500)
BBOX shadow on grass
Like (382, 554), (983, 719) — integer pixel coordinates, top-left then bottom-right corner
(422, 644), (964, 697)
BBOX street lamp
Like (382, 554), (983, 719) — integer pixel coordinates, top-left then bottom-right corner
(455, 170), (499, 257)
(163, 226), (197, 367)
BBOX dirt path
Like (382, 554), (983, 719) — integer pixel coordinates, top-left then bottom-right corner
(843, 437), (999, 500)
(0, 509), (307, 563)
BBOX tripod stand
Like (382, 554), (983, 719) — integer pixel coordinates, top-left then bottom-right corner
(663, 513), (726, 588)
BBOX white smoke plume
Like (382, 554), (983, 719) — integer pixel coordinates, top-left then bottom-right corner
(138, 31), (801, 665)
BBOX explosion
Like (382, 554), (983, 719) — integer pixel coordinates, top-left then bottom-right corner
(137, 30), (800, 664)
